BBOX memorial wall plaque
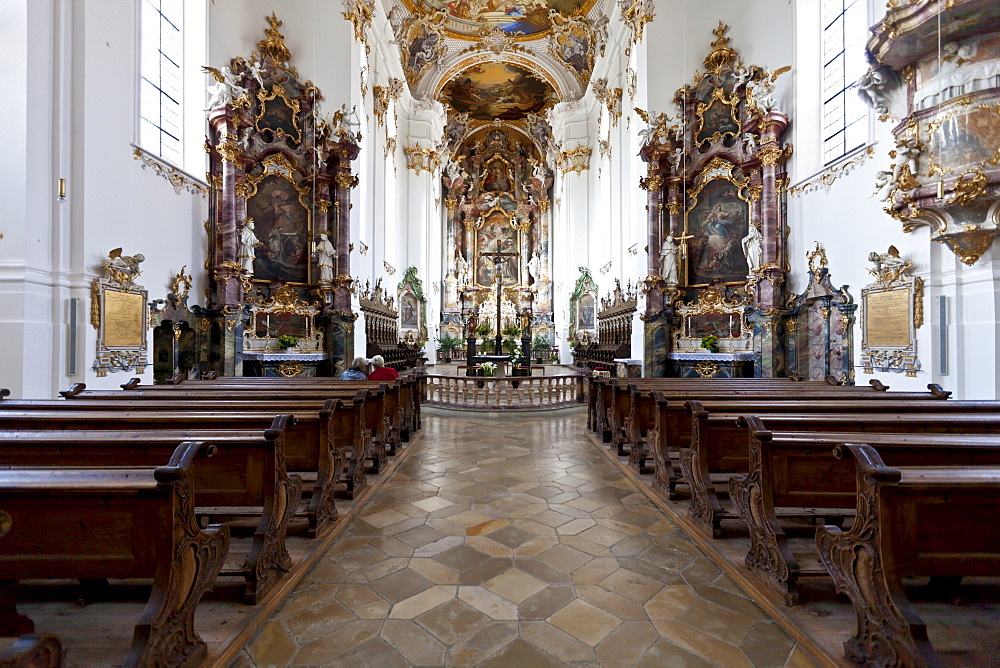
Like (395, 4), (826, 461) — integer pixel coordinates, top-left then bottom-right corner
(91, 249), (149, 377)
(860, 246), (922, 377)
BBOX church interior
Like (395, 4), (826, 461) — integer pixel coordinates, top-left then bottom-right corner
(2, 0), (1000, 665)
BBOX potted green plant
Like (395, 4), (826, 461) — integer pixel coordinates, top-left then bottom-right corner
(532, 334), (551, 364)
(700, 335), (720, 353)
(475, 322), (492, 343)
(276, 335), (300, 351)
(436, 333), (461, 363)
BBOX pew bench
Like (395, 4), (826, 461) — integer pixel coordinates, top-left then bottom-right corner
(63, 383), (398, 481)
(0, 421), (299, 604)
(817, 443), (1000, 666)
(627, 388), (952, 498)
(727, 417), (1000, 605)
(684, 405), (1000, 538)
(0, 406), (345, 538)
(0, 442), (229, 667)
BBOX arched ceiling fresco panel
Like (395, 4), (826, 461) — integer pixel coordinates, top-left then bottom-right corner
(401, 0), (597, 39)
(439, 62), (556, 121)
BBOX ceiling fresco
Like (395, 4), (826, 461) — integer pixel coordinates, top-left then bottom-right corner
(440, 63), (556, 121)
(403, 0), (595, 39)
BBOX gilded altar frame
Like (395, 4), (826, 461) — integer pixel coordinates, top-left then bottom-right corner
(255, 83), (303, 144)
(245, 284), (324, 352)
(240, 153), (315, 286)
(682, 158), (753, 287)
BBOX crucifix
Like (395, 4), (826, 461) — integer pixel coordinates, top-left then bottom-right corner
(484, 251), (519, 355)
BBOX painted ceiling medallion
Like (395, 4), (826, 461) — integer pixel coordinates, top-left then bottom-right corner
(440, 62), (556, 121)
(401, 0), (596, 39)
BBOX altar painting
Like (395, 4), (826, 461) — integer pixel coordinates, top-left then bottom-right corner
(687, 312), (740, 340)
(686, 179), (750, 285)
(695, 97), (739, 144)
(474, 212), (520, 286)
(246, 175), (311, 284)
(254, 312), (310, 339)
(256, 86), (301, 144)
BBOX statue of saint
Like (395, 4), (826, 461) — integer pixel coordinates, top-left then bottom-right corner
(659, 235), (680, 285)
(455, 251), (470, 288)
(238, 221), (261, 275)
(314, 233), (335, 284)
(742, 224), (763, 275)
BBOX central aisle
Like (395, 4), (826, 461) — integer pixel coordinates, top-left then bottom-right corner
(240, 409), (813, 666)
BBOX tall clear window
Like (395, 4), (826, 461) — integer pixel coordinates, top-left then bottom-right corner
(138, 0), (206, 174)
(821, 0), (868, 164)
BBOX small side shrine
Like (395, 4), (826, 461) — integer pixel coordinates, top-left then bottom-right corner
(202, 14), (360, 377)
(574, 280), (638, 370)
(638, 22), (794, 378)
(359, 279), (422, 371)
(781, 244), (856, 383)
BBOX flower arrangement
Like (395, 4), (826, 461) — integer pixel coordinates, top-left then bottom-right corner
(276, 335), (300, 351)
(700, 335), (719, 353)
(477, 361), (497, 377)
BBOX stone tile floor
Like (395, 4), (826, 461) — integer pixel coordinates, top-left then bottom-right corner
(237, 409), (816, 666)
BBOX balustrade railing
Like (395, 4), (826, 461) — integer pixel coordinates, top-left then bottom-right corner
(423, 374), (583, 409)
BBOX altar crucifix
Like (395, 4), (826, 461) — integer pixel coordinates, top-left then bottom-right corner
(484, 251), (519, 355)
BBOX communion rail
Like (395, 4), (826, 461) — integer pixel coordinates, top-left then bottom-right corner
(423, 374), (584, 410)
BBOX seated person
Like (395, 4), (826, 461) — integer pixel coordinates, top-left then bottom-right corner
(340, 356), (368, 380)
(367, 354), (399, 381)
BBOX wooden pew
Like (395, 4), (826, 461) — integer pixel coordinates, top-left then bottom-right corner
(684, 403), (1000, 537)
(816, 443), (1000, 666)
(629, 386), (951, 497)
(65, 381), (400, 475)
(0, 419), (299, 604)
(587, 375), (852, 438)
(729, 417), (1000, 604)
(0, 441), (229, 667)
(121, 374), (423, 443)
(0, 635), (62, 668)
(590, 376), (905, 450)
(0, 406), (346, 538)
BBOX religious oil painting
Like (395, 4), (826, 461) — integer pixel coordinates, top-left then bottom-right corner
(256, 87), (300, 143)
(415, 0), (593, 37)
(441, 63), (554, 121)
(576, 293), (595, 331)
(686, 179), (750, 285)
(246, 175), (310, 284)
(254, 312), (310, 339)
(481, 156), (515, 193)
(696, 98), (739, 144)
(400, 293), (420, 329)
(688, 312), (740, 340)
(475, 212), (520, 286)
(925, 106), (1000, 174)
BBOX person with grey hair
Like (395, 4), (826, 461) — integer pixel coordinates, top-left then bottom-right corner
(340, 356), (368, 380)
(368, 354), (399, 381)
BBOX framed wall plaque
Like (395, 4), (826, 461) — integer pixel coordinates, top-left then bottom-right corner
(91, 250), (149, 377)
(860, 246), (922, 376)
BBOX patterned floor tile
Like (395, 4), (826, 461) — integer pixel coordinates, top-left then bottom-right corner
(242, 409), (813, 666)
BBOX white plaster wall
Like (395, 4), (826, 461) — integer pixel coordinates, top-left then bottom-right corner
(2, 0), (210, 398)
